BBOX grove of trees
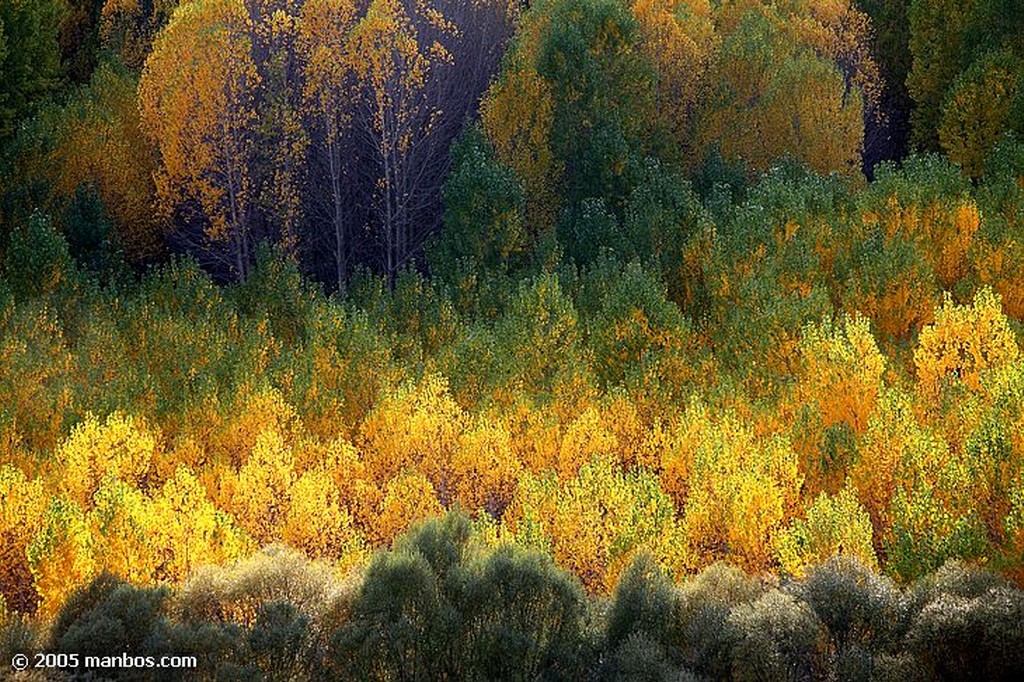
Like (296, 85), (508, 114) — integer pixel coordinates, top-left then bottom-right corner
(3, 0), (1024, 677)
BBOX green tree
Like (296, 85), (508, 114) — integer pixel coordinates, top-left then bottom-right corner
(536, 0), (660, 212)
(429, 123), (528, 285)
(0, 0), (66, 139)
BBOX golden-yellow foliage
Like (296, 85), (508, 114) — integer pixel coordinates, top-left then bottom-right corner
(850, 388), (952, 545)
(659, 401), (714, 508)
(481, 65), (560, 232)
(798, 313), (885, 434)
(557, 406), (617, 480)
(357, 374), (467, 488)
(373, 469), (443, 546)
(27, 497), (95, 619)
(675, 409), (803, 572)
(49, 63), (165, 262)
(89, 479), (157, 584)
(915, 287), (1019, 396)
(148, 466), (250, 583)
(211, 387), (301, 466)
(870, 195), (981, 289)
(281, 468), (366, 567)
(506, 455), (678, 593)
(630, 0), (717, 156)
(56, 413), (157, 511)
(976, 239), (1024, 322)
(774, 485), (877, 578)
(230, 428), (296, 544)
(138, 0), (260, 268)
(450, 418), (522, 516)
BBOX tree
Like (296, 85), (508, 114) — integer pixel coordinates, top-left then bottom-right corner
(938, 49), (1022, 177)
(56, 412), (156, 511)
(347, 0), (446, 285)
(99, 0), (181, 68)
(774, 487), (878, 578)
(697, 9), (864, 177)
(906, 0), (980, 150)
(148, 466), (251, 583)
(506, 455), (678, 592)
(914, 288), (1019, 397)
(482, 0), (661, 234)
(797, 314), (885, 435)
(428, 123), (528, 285)
(139, 0), (262, 279)
(0, 465), (48, 614)
(27, 497), (96, 619)
(630, 0), (717, 160)
(0, 0), (66, 140)
(49, 59), (164, 262)
(535, 0), (660, 212)
(298, 0), (359, 290)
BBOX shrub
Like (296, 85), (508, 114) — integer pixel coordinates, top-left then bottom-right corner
(603, 555), (687, 682)
(790, 556), (904, 657)
(51, 576), (169, 680)
(604, 632), (699, 682)
(674, 563), (764, 679)
(606, 554), (675, 650)
(461, 545), (588, 682)
(331, 512), (589, 681)
(248, 601), (312, 682)
(906, 584), (1024, 680)
(728, 590), (828, 682)
(329, 530), (461, 680)
(175, 545), (352, 640)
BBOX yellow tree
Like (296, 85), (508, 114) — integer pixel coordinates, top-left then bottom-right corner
(347, 0), (439, 283)
(773, 485), (877, 578)
(915, 288), (1019, 397)
(148, 466), (251, 582)
(346, 0), (513, 284)
(630, 0), (718, 157)
(281, 467), (366, 566)
(481, 53), (560, 233)
(797, 313), (886, 435)
(450, 416), (523, 517)
(230, 427), (296, 544)
(139, 0), (261, 278)
(849, 386), (963, 555)
(88, 478), (157, 584)
(506, 455), (679, 593)
(50, 60), (165, 262)
(781, 0), (881, 110)
(662, 404), (803, 572)
(27, 497), (96, 619)
(356, 374), (467, 492)
(250, 0), (309, 253)
(298, 0), (358, 289)
(373, 469), (443, 546)
(55, 413), (157, 511)
(697, 8), (864, 176)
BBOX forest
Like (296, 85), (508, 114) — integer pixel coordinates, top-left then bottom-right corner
(2, 0), (1024, 679)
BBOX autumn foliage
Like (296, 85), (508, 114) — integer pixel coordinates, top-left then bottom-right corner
(4, 0), (1024, 675)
